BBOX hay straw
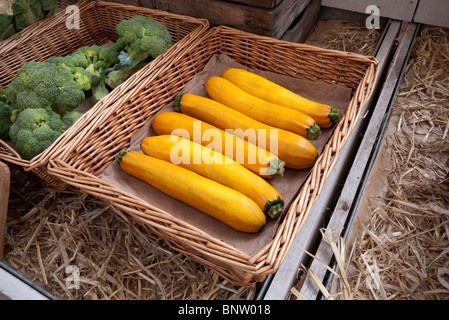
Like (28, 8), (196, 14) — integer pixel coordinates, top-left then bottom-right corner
(4, 165), (257, 300)
(307, 22), (382, 56)
(295, 27), (449, 300)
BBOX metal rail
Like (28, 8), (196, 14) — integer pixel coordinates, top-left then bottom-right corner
(261, 19), (419, 300)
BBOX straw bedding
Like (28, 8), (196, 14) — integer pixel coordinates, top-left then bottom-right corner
(4, 165), (257, 299)
(292, 27), (449, 300)
(306, 21), (382, 56)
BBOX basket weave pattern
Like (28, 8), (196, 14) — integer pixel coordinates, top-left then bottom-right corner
(48, 26), (379, 286)
(0, 0), (209, 190)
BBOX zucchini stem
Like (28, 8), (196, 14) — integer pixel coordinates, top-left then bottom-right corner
(264, 195), (284, 218)
(267, 203), (283, 219)
(329, 108), (343, 126)
(267, 159), (285, 179)
(306, 123), (322, 140)
(173, 95), (183, 112)
(115, 150), (129, 165)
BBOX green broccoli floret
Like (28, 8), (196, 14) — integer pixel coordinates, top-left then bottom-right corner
(105, 15), (172, 89)
(9, 107), (65, 160)
(12, 0), (58, 31)
(73, 45), (120, 101)
(61, 110), (82, 130)
(48, 56), (95, 91)
(4, 61), (85, 115)
(65, 51), (89, 69)
(48, 56), (92, 91)
(0, 14), (17, 41)
(115, 15), (172, 63)
(78, 45), (101, 64)
(72, 67), (93, 91)
(0, 88), (8, 103)
(47, 56), (74, 72)
(52, 80), (85, 115)
(99, 46), (120, 67)
(0, 102), (14, 140)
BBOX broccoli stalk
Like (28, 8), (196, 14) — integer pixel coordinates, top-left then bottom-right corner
(105, 15), (173, 89)
(104, 51), (147, 89)
(9, 107), (65, 160)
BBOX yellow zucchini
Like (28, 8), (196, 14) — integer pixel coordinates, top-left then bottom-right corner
(151, 112), (285, 179)
(220, 68), (343, 128)
(115, 150), (266, 233)
(206, 76), (321, 140)
(140, 135), (284, 218)
(174, 94), (318, 170)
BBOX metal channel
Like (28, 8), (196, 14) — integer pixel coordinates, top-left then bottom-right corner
(0, 260), (57, 300)
(298, 22), (420, 300)
(258, 17), (399, 301)
(318, 22), (421, 299)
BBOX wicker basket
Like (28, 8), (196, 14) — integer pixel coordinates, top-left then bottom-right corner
(0, 0), (209, 190)
(48, 26), (379, 287)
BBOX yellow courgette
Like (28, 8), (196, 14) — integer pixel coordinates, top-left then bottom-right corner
(174, 94), (318, 170)
(151, 112), (285, 178)
(116, 150), (266, 233)
(220, 68), (343, 128)
(206, 76), (321, 140)
(140, 135), (284, 218)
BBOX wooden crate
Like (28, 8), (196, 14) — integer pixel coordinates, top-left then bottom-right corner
(140, 0), (314, 39)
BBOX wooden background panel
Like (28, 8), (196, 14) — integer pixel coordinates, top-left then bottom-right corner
(223, 0), (283, 9)
(141, 0), (311, 38)
(414, 0), (449, 28)
(321, 0), (419, 21)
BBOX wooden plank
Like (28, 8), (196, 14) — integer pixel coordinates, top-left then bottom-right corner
(272, 0), (312, 38)
(140, 0), (311, 39)
(223, 0), (283, 9)
(414, 0), (449, 28)
(263, 20), (402, 300)
(322, 0), (419, 22)
(298, 22), (419, 300)
(281, 0), (321, 43)
(0, 161), (9, 259)
(83, 0), (140, 5)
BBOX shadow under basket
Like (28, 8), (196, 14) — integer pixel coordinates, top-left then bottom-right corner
(48, 26), (379, 287)
(0, 0), (209, 190)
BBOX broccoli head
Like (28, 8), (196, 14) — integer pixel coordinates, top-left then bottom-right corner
(72, 45), (121, 101)
(105, 16), (172, 90)
(47, 56), (75, 72)
(115, 15), (172, 64)
(65, 51), (89, 69)
(48, 56), (95, 91)
(72, 67), (93, 91)
(4, 60), (85, 115)
(61, 110), (82, 130)
(9, 107), (65, 160)
(0, 102), (14, 140)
